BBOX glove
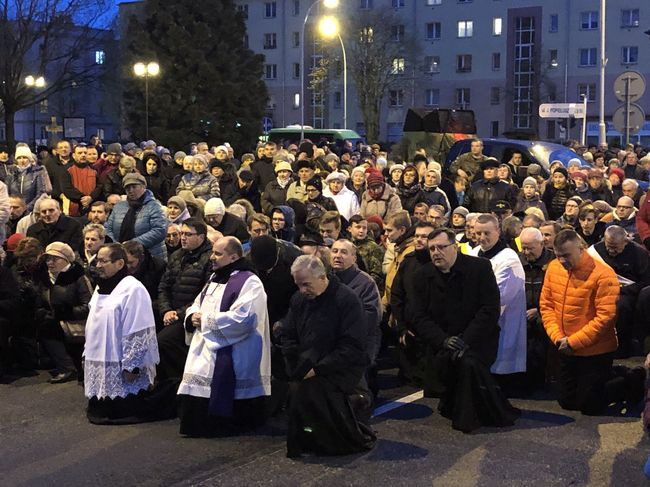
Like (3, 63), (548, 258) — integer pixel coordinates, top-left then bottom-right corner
(443, 336), (466, 352)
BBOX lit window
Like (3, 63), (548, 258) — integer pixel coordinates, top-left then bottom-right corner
(457, 20), (473, 38)
(493, 18), (502, 36)
(95, 50), (105, 65)
(391, 57), (405, 75)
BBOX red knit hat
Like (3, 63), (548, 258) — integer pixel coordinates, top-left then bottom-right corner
(608, 167), (625, 182)
(366, 172), (385, 188)
(6, 233), (25, 253)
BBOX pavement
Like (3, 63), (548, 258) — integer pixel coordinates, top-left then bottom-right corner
(1, 365), (649, 487)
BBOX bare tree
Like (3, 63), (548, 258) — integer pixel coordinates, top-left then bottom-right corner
(343, 8), (417, 143)
(0, 0), (110, 147)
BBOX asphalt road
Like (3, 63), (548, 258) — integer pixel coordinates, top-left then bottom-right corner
(1, 366), (648, 487)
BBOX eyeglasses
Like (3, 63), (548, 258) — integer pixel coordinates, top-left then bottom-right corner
(429, 242), (456, 253)
(616, 205), (633, 210)
(180, 231), (198, 237)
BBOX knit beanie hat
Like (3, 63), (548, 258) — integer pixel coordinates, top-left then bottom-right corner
(608, 167), (625, 182)
(553, 166), (569, 179)
(452, 206), (469, 218)
(527, 163), (542, 176)
(306, 175), (323, 192)
(367, 172), (385, 188)
(204, 197), (226, 216)
(522, 177), (539, 189)
(15, 146), (33, 160)
(167, 196), (187, 212)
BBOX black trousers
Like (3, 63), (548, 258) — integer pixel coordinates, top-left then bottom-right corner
(156, 321), (189, 383)
(557, 352), (624, 415)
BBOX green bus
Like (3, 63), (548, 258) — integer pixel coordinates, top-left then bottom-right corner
(263, 127), (364, 149)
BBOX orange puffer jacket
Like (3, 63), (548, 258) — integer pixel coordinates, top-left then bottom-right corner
(540, 251), (619, 357)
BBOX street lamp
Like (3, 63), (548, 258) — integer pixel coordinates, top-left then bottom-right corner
(300, 0), (339, 140)
(598, 0), (607, 146)
(318, 16), (347, 129)
(25, 75), (46, 150)
(133, 61), (160, 139)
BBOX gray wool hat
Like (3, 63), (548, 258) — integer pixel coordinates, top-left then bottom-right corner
(106, 143), (122, 155)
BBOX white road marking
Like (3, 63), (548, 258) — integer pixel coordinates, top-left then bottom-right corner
(373, 390), (425, 417)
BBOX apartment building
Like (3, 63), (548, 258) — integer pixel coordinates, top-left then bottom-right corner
(241, 0), (650, 145)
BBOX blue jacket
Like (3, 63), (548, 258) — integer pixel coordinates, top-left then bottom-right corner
(105, 190), (168, 260)
(6, 164), (48, 210)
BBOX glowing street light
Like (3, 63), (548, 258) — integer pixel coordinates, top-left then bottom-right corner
(318, 16), (347, 129)
(25, 75), (46, 149)
(133, 61), (160, 139)
(300, 0), (339, 139)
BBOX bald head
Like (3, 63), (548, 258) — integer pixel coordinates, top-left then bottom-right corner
(615, 195), (636, 219)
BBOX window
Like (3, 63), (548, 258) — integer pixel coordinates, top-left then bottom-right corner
(426, 0), (441, 4)
(578, 83), (596, 102)
(549, 49), (559, 68)
(264, 2), (277, 18)
(457, 20), (473, 38)
(579, 48), (597, 67)
(39, 99), (48, 114)
(549, 14), (558, 32)
(292, 63), (300, 79)
(391, 57), (406, 74)
(94, 50), (105, 65)
(424, 55), (440, 73)
(621, 9), (639, 28)
(264, 64), (277, 80)
(426, 22), (441, 40)
(491, 121), (499, 138)
(546, 121), (556, 140)
(425, 88), (440, 106)
(493, 18), (503, 36)
(237, 4), (249, 18)
(458, 0), (472, 3)
(293, 0), (300, 15)
(263, 33), (277, 49)
(391, 24), (405, 42)
(456, 54), (472, 72)
(492, 52), (501, 70)
(360, 26), (374, 43)
(490, 87), (500, 104)
(456, 88), (470, 108)
(360, 0), (373, 9)
(580, 11), (598, 30)
(334, 92), (342, 109)
(622, 46), (639, 64)
(392, 0), (405, 7)
(389, 89), (404, 107)
(293, 32), (300, 47)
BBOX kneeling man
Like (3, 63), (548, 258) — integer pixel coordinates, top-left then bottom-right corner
(177, 236), (271, 436)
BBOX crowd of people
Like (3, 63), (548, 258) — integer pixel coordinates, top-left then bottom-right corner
(0, 135), (649, 457)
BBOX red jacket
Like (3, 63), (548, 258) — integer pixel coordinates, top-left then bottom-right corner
(68, 163), (100, 216)
(637, 192), (650, 247)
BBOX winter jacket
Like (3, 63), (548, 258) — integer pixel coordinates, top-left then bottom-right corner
(67, 162), (102, 216)
(225, 179), (261, 212)
(44, 156), (85, 203)
(576, 221), (606, 247)
(27, 214), (82, 250)
(353, 236), (385, 294)
(105, 189), (168, 260)
(514, 194), (549, 219)
(382, 232), (415, 311)
(396, 183), (426, 215)
(5, 164), (48, 211)
(0, 162), (15, 183)
(34, 262), (92, 338)
(449, 152), (487, 182)
(157, 239), (213, 321)
(519, 248), (553, 311)
(218, 173), (239, 207)
(391, 248), (431, 335)
(360, 184), (402, 221)
(542, 184), (576, 221)
(286, 180), (309, 203)
(261, 179), (289, 215)
(637, 193), (650, 250)
(251, 158), (276, 190)
(215, 212), (250, 243)
(464, 177), (517, 214)
(590, 241), (650, 296)
(540, 251), (619, 357)
(323, 185), (360, 222)
(624, 164), (649, 182)
(144, 170), (167, 203)
(103, 169), (127, 197)
(92, 158), (116, 183)
(176, 171), (220, 201)
(590, 183), (614, 205)
(421, 185), (450, 213)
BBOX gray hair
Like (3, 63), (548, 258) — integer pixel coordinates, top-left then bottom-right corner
(604, 225), (629, 242)
(622, 179), (639, 190)
(291, 254), (327, 278)
(465, 212), (480, 224)
(519, 227), (543, 244)
(227, 203), (247, 220)
(83, 223), (106, 239)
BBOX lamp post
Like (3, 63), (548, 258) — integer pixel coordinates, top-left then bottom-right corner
(300, 0), (339, 141)
(24, 75), (45, 151)
(598, 0), (607, 145)
(318, 16), (347, 129)
(133, 61), (160, 140)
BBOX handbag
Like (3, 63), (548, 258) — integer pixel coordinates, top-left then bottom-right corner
(46, 275), (94, 344)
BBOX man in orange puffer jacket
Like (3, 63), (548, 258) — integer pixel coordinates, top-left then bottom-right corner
(540, 229), (621, 414)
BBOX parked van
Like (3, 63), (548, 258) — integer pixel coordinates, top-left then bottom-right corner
(267, 127), (364, 149)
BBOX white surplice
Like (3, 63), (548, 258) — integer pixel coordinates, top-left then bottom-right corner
(83, 276), (159, 399)
(177, 271), (271, 401)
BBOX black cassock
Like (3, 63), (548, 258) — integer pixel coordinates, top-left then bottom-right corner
(413, 254), (519, 433)
(281, 278), (376, 458)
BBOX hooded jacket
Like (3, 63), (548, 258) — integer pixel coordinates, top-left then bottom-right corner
(360, 184), (402, 221)
(271, 205), (296, 243)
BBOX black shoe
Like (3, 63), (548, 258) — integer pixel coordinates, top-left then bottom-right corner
(624, 367), (646, 406)
(49, 371), (77, 384)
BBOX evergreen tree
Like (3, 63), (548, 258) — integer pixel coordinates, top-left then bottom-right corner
(123, 0), (267, 152)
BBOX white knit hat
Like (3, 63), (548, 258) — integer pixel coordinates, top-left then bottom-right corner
(204, 197), (225, 216)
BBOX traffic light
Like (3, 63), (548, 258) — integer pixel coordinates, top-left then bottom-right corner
(559, 118), (577, 130)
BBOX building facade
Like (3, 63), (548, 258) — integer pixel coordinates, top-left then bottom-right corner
(239, 0), (650, 145)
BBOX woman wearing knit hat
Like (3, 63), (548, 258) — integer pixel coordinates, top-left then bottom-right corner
(261, 160), (293, 215)
(608, 167), (625, 202)
(346, 166), (367, 204)
(5, 145), (48, 212)
(388, 163), (405, 188)
(542, 166), (576, 220)
(514, 177), (549, 219)
(360, 171), (403, 221)
(166, 196), (191, 224)
(175, 154), (221, 201)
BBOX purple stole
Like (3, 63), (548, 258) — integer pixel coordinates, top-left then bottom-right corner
(206, 270), (254, 417)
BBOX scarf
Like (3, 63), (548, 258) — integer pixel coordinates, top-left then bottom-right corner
(276, 176), (291, 189)
(119, 193), (146, 242)
(398, 182), (422, 198)
(96, 266), (129, 295)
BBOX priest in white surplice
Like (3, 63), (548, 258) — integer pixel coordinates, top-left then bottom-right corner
(177, 236), (271, 437)
(84, 243), (160, 424)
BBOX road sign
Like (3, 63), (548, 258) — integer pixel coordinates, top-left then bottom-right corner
(612, 103), (645, 136)
(614, 71), (646, 103)
(262, 117), (273, 133)
(538, 103), (586, 118)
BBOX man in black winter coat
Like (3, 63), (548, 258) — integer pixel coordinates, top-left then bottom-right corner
(412, 228), (519, 433)
(463, 158), (517, 213)
(391, 220), (435, 386)
(251, 142), (277, 190)
(26, 198), (82, 250)
(124, 240), (166, 328)
(156, 219), (213, 383)
(281, 255), (376, 458)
